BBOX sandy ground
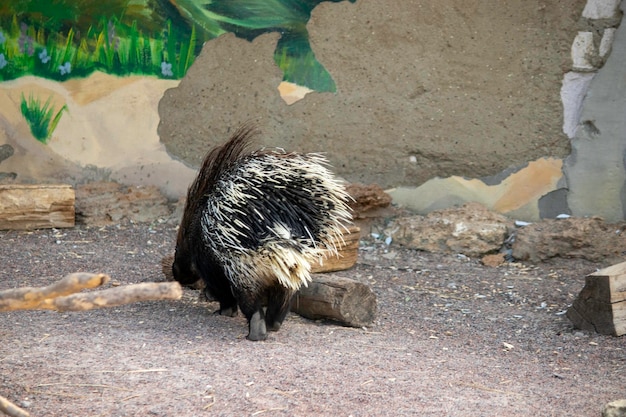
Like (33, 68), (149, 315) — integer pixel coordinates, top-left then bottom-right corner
(0, 222), (624, 417)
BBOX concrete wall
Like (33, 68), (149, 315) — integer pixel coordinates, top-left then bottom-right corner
(392, 0), (626, 222)
(3, 0), (626, 222)
(563, 0), (626, 221)
(158, 0), (586, 220)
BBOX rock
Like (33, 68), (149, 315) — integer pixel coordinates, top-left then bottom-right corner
(0, 144), (14, 163)
(482, 253), (506, 267)
(389, 202), (514, 258)
(603, 399), (626, 417)
(345, 183), (392, 217)
(346, 183), (397, 238)
(511, 217), (626, 263)
(75, 181), (171, 226)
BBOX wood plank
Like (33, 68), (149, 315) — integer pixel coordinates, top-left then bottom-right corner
(0, 184), (75, 230)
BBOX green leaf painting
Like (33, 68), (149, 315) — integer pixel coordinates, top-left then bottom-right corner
(0, 0), (356, 92)
(20, 93), (68, 144)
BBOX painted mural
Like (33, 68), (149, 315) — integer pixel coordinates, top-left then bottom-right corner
(0, 0), (355, 195)
(0, 0), (353, 91)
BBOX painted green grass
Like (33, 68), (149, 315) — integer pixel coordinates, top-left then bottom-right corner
(20, 93), (68, 144)
(0, 16), (196, 81)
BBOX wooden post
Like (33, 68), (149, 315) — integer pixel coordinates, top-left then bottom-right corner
(0, 184), (75, 230)
(567, 261), (626, 336)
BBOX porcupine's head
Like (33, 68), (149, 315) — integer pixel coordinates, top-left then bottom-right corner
(172, 124), (255, 286)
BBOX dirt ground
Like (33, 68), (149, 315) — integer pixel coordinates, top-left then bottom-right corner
(1, 222), (624, 417)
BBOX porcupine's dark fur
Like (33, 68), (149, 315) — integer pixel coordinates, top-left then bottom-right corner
(172, 124), (352, 341)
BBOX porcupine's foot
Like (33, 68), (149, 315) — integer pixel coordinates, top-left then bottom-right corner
(247, 311), (268, 341)
(265, 312), (285, 332)
(265, 287), (293, 332)
(214, 302), (238, 317)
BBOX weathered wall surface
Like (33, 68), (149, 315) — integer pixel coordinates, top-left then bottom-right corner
(159, 0), (582, 190)
(386, 0), (626, 221)
(563, 0), (626, 221)
(3, 0), (625, 222)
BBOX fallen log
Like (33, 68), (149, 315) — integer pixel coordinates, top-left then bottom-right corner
(292, 275), (377, 328)
(45, 282), (183, 312)
(0, 274), (182, 312)
(0, 184), (75, 230)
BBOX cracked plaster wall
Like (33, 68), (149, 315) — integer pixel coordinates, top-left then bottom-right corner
(392, 0), (626, 221)
(156, 0), (626, 221)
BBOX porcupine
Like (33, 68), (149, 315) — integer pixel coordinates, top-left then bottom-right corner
(172, 124), (353, 341)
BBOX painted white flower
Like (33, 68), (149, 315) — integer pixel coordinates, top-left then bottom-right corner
(39, 48), (51, 64)
(161, 61), (173, 77)
(59, 61), (71, 75)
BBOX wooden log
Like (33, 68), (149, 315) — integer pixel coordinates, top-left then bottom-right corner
(49, 282), (183, 312)
(0, 184), (75, 230)
(292, 275), (377, 327)
(567, 261), (626, 336)
(0, 394), (29, 417)
(310, 225), (360, 273)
